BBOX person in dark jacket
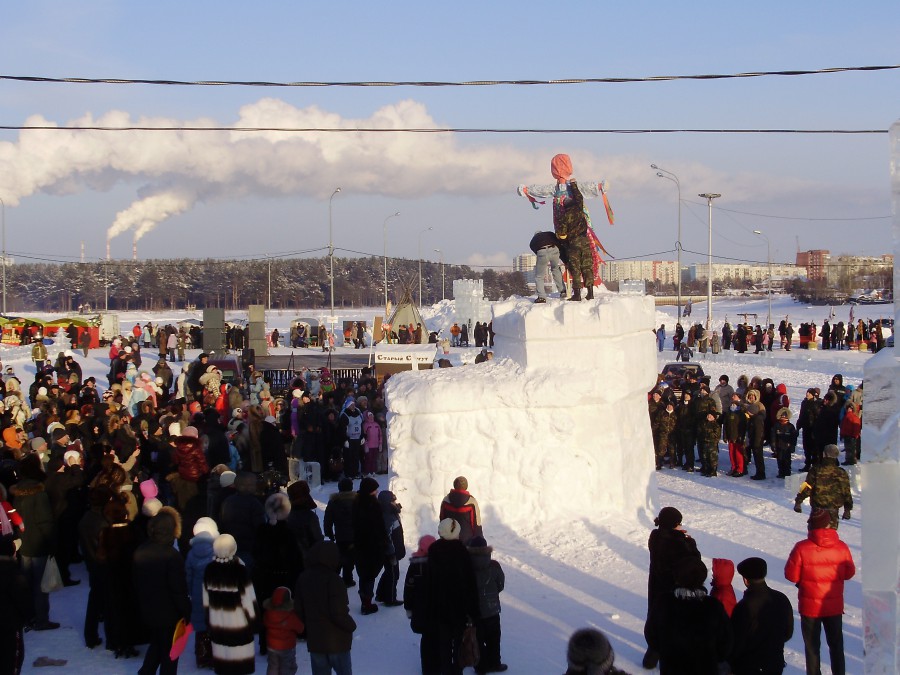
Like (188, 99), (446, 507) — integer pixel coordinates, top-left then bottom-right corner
(813, 391), (841, 462)
(77, 485), (112, 648)
(294, 540), (357, 675)
(0, 537), (34, 675)
(529, 230), (566, 303)
(285, 480), (324, 562)
(729, 557), (793, 675)
(404, 534), (439, 674)
(744, 389), (767, 480)
(97, 499), (140, 658)
(467, 535), (508, 674)
(220, 472), (265, 571)
(772, 408), (799, 478)
(324, 478), (357, 587)
(204, 534), (259, 675)
(352, 477), (389, 615)
(438, 476), (483, 545)
(203, 410), (232, 469)
(133, 508), (192, 675)
(647, 556), (733, 675)
(10, 454), (59, 631)
(427, 518), (480, 675)
(44, 451), (85, 586)
(565, 628), (630, 675)
(642, 506), (702, 670)
(374, 490), (405, 607)
(796, 388), (822, 470)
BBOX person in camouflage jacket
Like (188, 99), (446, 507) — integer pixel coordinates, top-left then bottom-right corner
(550, 155), (595, 301)
(695, 386), (722, 476)
(794, 444), (852, 528)
(648, 390), (663, 461)
(654, 402), (678, 470)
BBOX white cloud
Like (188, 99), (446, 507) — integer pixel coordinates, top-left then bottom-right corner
(466, 252), (512, 269)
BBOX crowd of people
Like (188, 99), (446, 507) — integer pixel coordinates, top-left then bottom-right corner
(650, 368), (863, 485)
(642, 505), (855, 675)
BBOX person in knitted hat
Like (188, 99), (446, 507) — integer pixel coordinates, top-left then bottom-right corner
(263, 586), (305, 675)
(352, 476), (389, 615)
(642, 506), (701, 669)
(204, 533), (258, 675)
(772, 405), (799, 478)
(439, 475), (482, 545)
(324, 477), (358, 588)
(730, 557), (793, 675)
(785, 509), (855, 675)
(565, 628), (626, 675)
(794, 444), (852, 528)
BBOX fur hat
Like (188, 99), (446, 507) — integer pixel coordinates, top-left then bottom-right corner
(358, 476), (379, 495)
(167, 422), (182, 437)
(219, 471), (237, 488)
(745, 389), (760, 404)
(654, 506), (682, 530)
(737, 557), (767, 580)
(265, 492), (291, 525)
(824, 444), (840, 459)
(181, 426), (199, 438)
(566, 628), (616, 675)
(141, 497), (163, 518)
(453, 475), (468, 491)
(63, 449), (81, 466)
(139, 478), (158, 500)
(46, 421), (65, 436)
(808, 508), (831, 530)
(147, 509), (178, 544)
(193, 516), (220, 538)
(263, 586), (294, 611)
(777, 407), (792, 420)
(213, 534), (238, 562)
(438, 518), (460, 541)
(29, 437), (48, 453)
(674, 557), (708, 589)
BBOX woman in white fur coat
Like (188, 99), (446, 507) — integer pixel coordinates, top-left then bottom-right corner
(203, 533), (259, 675)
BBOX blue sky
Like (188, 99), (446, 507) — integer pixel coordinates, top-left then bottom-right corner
(0, 1), (897, 272)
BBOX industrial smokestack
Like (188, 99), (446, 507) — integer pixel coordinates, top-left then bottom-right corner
(132, 236), (137, 261)
(106, 239), (110, 261)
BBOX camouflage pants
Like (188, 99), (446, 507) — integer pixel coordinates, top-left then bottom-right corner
(561, 236), (594, 290)
(700, 440), (719, 474)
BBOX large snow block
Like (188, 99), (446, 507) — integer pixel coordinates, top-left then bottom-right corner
(385, 294), (659, 544)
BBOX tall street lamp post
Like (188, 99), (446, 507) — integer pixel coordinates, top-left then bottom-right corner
(754, 229), (772, 328)
(418, 226), (432, 306)
(382, 211), (400, 310)
(328, 187), (341, 331)
(0, 196), (5, 315)
(651, 165), (682, 320)
(434, 248), (444, 300)
(698, 193), (722, 330)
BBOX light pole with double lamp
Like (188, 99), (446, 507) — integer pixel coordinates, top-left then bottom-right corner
(328, 187), (341, 332)
(753, 229), (772, 328)
(651, 165), (682, 319)
(418, 226), (432, 306)
(382, 211), (400, 310)
(698, 193), (721, 330)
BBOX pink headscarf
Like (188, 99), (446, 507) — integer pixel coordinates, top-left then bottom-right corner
(551, 153), (573, 182)
(413, 534), (437, 558)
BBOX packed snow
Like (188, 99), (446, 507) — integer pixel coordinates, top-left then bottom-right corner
(9, 293), (882, 674)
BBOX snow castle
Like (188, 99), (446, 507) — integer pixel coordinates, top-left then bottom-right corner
(384, 293), (659, 541)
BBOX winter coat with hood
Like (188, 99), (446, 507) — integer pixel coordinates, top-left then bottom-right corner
(352, 489), (390, 576)
(828, 374), (847, 400)
(362, 412), (382, 450)
(294, 540), (357, 654)
(709, 558), (737, 617)
(253, 497), (303, 605)
(840, 404), (862, 439)
(784, 527), (855, 617)
(323, 490), (356, 544)
(768, 383), (790, 425)
(133, 509), (191, 629)
(438, 488), (483, 545)
(404, 536), (434, 635)
(468, 540), (505, 619)
(743, 391), (766, 449)
(426, 536), (480, 630)
(185, 531), (216, 631)
(11, 478), (57, 557)
(378, 490), (405, 561)
(647, 527), (702, 602)
(813, 394), (841, 448)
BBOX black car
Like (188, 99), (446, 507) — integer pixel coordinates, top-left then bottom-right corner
(659, 362), (711, 399)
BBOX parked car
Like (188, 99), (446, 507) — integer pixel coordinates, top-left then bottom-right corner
(658, 362), (710, 400)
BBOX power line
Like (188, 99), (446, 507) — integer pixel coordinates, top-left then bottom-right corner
(2, 64), (897, 88)
(681, 198), (891, 221)
(0, 125), (887, 134)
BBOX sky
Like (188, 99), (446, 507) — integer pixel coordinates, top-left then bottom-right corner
(0, 1), (898, 273)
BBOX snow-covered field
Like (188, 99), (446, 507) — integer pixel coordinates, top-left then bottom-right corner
(11, 294), (885, 674)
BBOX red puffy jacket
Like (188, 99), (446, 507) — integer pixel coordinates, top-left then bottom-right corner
(784, 528), (855, 617)
(840, 407), (862, 439)
(173, 437), (209, 482)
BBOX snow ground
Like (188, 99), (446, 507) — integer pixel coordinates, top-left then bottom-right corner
(10, 294), (881, 674)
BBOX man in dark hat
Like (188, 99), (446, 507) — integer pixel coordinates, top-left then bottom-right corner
(785, 509), (855, 675)
(729, 557), (794, 674)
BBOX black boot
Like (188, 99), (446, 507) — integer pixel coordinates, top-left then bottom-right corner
(568, 289), (582, 301)
(585, 285), (594, 300)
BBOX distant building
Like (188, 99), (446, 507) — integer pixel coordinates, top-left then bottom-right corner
(796, 249), (830, 281)
(825, 254), (893, 286)
(688, 262), (802, 284)
(600, 260), (678, 285)
(513, 253), (537, 286)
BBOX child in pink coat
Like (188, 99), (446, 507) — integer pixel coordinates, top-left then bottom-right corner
(362, 411), (382, 476)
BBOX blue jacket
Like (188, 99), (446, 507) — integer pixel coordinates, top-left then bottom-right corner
(185, 533), (215, 630)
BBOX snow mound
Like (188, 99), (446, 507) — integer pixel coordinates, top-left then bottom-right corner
(385, 294), (659, 543)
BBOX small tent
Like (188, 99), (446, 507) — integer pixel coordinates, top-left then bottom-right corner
(385, 287), (428, 344)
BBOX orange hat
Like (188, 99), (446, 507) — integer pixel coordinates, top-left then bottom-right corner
(551, 153), (573, 182)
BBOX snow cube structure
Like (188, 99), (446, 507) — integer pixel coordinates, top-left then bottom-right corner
(862, 119), (900, 674)
(385, 294), (659, 541)
(453, 279), (491, 331)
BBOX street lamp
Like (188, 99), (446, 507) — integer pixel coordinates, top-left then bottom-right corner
(651, 165), (682, 320)
(434, 248), (445, 300)
(328, 187), (341, 330)
(382, 211), (400, 310)
(753, 229), (772, 328)
(418, 226), (433, 306)
(266, 254), (271, 310)
(698, 193), (722, 330)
